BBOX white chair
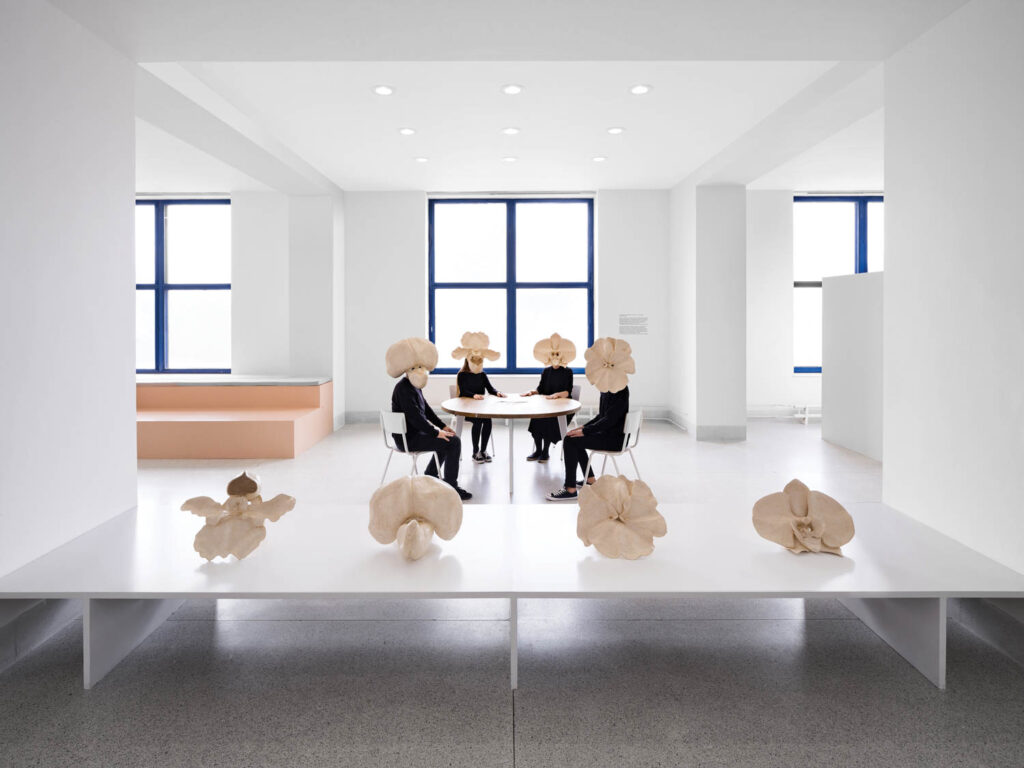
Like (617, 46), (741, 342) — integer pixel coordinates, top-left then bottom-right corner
(448, 383), (497, 458)
(379, 410), (441, 486)
(582, 410), (644, 481)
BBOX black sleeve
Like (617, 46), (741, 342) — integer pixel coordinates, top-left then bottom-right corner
(583, 391), (627, 436)
(398, 382), (439, 435)
(482, 373), (498, 396)
(456, 371), (467, 397)
(424, 400), (446, 429)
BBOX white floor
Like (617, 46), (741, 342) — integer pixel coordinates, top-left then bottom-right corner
(138, 418), (882, 511)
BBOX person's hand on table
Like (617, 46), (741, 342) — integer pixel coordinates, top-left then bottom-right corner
(473, 394), (485, 400)
(566, 427), (584, 438)
(521, 390), (537, 397)
(496, 392), (507, 398)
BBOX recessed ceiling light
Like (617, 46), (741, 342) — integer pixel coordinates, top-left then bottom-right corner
(502, 84), (523, 95)
(415, 157), (429, 163)
(592, 156), (607, 163)
(502, 127), (520, 135)
(630, 84), (651, 95)
(399, 128), (415, 136)
(607, 127), (625, 135)
(502, 156), (518, 163)
(374, 85), (394, 96)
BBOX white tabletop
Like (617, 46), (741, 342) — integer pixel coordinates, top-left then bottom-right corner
(1, 501), (1022, 600)
(441, 394), (580, 420)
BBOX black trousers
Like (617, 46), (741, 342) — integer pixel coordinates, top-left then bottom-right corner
(468, 417), (492, 453)
(403, 432), (462, 487)
(563, 433), (624, 487)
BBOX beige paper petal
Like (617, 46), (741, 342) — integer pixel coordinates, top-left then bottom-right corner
(809, 491), (856, 548)
(751, 492), (797, 549)
(533, 333), (577, 366)
(369, 476), (463, 559)
(577, 476), (666, 559)
(783, 478), (810, 517)
(181, 496), (227, 521)
(584, 337), (636, 393)
(752, 480), (854, 556)
(194, 518), (267, 561)
(386, 338), (439, 377)
(242, 493), (296, 523)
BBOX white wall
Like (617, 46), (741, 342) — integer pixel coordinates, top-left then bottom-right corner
(884, 0), (1024, 573)
(344, 192), (428, 418)
(746, 190), (822, 413)
(822, 272), (883, 460)
(0, 0), (136, 576)
(331, 197), (346, 427)
(231, 191), (290, 374)
(695, 185), (747, 440)
(668, 182), (697, 428)
(595, 190), (670, 415)
(288, 196), (336, 376)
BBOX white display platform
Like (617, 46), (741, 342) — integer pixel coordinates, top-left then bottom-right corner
(2, 502), (1023, 689)
(137, 374), (331, 386)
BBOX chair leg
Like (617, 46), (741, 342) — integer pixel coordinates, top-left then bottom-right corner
(381, 450), (394, 486)
(410, 454), (419, 476)
(602, 455), (608, 474)
(583, 453), (593, 485)
(611, 456), (620, 475)
(628, 449), (641, 481)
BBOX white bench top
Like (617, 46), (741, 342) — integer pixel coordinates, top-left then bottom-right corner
(137, 374), (331, 386)
(2, 502), (1022, 600)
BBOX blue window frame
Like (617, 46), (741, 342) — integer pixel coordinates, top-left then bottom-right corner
(135, 199), (231, 373)
(792, 195), (883, 374)
(428, 198), (595, 374)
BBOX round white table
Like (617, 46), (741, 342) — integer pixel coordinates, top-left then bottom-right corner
(441, 395), (581, 497)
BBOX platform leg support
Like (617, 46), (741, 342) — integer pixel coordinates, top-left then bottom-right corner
(840, 596), (946, 689)
(83, 598), (183, 690)
(509, 596), (518, 690)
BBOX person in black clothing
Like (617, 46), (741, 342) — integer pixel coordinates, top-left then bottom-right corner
(451, 331), (504, 464)
(386, 337), (472, 501)
(522, 332), (578, 463)
(456, 359), (506, 463)
(548, 337), (635, 502)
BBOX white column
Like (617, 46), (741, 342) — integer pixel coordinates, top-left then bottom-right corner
(289, 196), (336, 377)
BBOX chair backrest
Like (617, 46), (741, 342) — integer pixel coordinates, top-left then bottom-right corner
(380, 410), (406, 450)
(570, 384), (581, 401)
(449, 384), (458, 398)
(621, 410), (643, 451)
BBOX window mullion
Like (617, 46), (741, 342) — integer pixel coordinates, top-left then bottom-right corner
(507, 201), (517, 372)
(155, 201), (168, 372)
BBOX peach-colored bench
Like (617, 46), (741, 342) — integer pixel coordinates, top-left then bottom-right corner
(136, 375), (334, 459)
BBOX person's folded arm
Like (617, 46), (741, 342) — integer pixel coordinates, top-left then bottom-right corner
(399, 386), (439, 435)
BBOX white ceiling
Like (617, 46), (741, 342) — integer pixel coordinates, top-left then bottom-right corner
(749, 109), (884, 192)
(152, 60), (834, 191)
(135, 118), (269, 194)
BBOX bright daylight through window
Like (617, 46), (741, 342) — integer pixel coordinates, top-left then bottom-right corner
(429, 199), (594, 373)
(792, 196), (883, 373)
(135, 200), (232, 372)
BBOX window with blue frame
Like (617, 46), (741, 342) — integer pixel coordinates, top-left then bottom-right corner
(792, 196), (883, 373)
(135, 200), (232, 373)
(428, 198), (594, 374)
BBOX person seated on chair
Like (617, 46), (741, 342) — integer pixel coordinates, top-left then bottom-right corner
(547, 337), (634, 502)
(521, 332), (576, 463)
(452, 331), (506, 464)
(386, 337), (472, 501)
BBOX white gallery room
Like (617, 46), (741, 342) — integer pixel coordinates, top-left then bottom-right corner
(2, 1), (1024, 766)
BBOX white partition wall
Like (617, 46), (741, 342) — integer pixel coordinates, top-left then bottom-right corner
(0, 0), (136, 577)
(822, 272), (883, 460)
(883, 0), (1024, 574)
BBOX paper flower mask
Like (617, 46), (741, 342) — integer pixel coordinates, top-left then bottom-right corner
(533, 332), (577, 369)
(577, 475), (667, 559)
(584, 337), (635, 393)
(752, 479), (855, 556)
(451, 331), (500, 373)
(182, 471), (296, 561)
(386, 337), (439, 389)
(369, 475), (464, 560)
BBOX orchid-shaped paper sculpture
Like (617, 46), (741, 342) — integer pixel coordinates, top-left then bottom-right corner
(752, 479), (855, 555)
(577, 475), (667, 559)
(533, 332), (577, 369)
(386, 337), (439, 389)
(451, 331), (500, 373)
(584, 337), (636, 393)
(369, 475), (464, 561)
(181, 471), (296, 561)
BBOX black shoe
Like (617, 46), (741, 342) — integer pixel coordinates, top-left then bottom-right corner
(473, 452), (485, 464)
(483, 452), (493, 463)
(538, 452), (550, 463)
(546, 487), (578, 502)
(455, 486), (473, 501)
(526, 451), (542, 461)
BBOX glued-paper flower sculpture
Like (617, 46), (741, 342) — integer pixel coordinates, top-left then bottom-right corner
(369, 475), (464, 561)
(584, 337), (636, 393)
(533, 332), (577, 369)
(752, 479), (855, 556)
(451, 331), (500, 373)
(577, 475), (666, 559)
(385, 337), (439, 389)
(182, 472), (296, 561)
